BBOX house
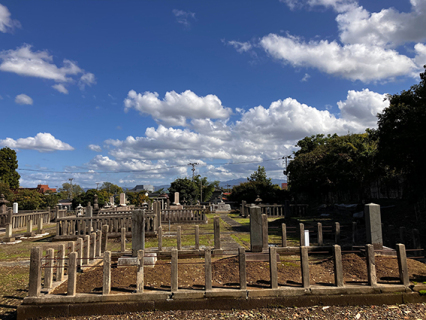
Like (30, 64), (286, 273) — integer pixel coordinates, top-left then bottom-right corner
(17, 184), (57, 194)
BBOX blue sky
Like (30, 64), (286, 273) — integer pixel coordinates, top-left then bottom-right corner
(0, 0), (425, 188)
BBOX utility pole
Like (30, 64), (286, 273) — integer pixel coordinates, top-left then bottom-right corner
(96, 182), (100, 190)
(188, 162), (199, 181)
(69, 178), (74, 200)
(282, 155), (292, 184)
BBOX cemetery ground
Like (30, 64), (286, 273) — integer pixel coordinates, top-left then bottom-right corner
(2, 214), (426, 319)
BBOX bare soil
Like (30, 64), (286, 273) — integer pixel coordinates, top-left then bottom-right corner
(52, 253), (426, 294)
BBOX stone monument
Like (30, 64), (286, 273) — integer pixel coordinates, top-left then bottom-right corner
(119, 193), (127, 206)
(365, 203), (383, 250)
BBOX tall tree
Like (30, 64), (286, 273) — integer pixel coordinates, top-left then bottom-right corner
(0, 147), (20, 189)
(169, 178), (199, 204)
(58, 182), (84, 200)
(376, 66), (426, 200)
(247, 166), (271, 184)
(194, 175), (219, 202)
(100, 182), (123, 196)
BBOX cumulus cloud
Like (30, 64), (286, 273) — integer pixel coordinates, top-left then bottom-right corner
(0, 4), (20, 33)
(260, 33), (416, 82)
(0, 133), (74, 152)
(88, 144), (102, 152)
(173, 9), (195, 27)
(0, 44), (95, 91)
(15, 94), (33, 105)
(52, 84), (69, 94)
(227, 41), (253, 53)
(124, 90), (232, 126)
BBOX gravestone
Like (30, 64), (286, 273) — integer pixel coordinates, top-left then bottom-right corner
(110, 196), (115, 206)
(365, 203), (383, 250)
(173, 192), (180, 205)
(13, 202), (18, 213)
(120, 193), (126, 206)
(249, 205), (263, 252)
(132, 210), (145, 256)
(93, 194), (99, 211)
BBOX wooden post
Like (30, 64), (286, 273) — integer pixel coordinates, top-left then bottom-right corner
(299, 223), (305, 247)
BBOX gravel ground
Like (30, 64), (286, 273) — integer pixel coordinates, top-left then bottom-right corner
(41, 303), (426, 319)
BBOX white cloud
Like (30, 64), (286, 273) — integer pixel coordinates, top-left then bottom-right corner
(0, 4), (20, 33)
(124, 90), (232, 126)
(15, 94), (33, 105)
(281, 0), (356, 12)
(0, 44), (95, 91)
(260, 33), (417, 82)
(301, 73), (310, 82)
(88, 144), (102, 152)
(173, 9), (195, 27)
(0, 133), (74, 152)
(52, 84), (69, 94)
(227, 41), (253, 53)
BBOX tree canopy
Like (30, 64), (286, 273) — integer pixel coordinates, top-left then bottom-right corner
(169, 178), (199, 204)
(100, 182), (123, 196)
(58, 182), (84, 200)
(0, 147), (20, 189)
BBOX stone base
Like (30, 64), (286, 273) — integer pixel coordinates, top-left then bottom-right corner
(118, 253), (157, 267)
(2, 237), (15, 243)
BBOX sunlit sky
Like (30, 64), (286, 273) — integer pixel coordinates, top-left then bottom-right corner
(1, 0), (425, 188)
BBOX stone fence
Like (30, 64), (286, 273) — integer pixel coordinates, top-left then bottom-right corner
(240, 201), (308, 218)
(161, 208), (207, 224)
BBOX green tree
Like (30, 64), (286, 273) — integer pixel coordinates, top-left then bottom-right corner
(58, 182), (84, 200)
(127, 191), (150, 206)
(376, 66), (426, 200)
(194, 175), (219, 202)
(13, 189), (43, 210)
(169, 178), (199, 204)
(0, 147), (20, 189)
(0, 182), (13, 202)
(247, 166), (271, 184)
(100, 182), (123, 197)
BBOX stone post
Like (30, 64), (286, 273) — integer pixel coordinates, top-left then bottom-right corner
(83, 235), (90, 265)
(103, 251), (111, 295)
(249, 206), (262, 252)
(269, 247), (278, 289)
(90, 233), (96, 263)
(158, 227), (162, 251)
(365, 203), (383, 250)
(44, 248), (54, 289)
(299, 223), (305, 247)
(101, 225), (109, 253)
(177, 226), (182, 250)
(241, 200), (246, 217)
(28, 247), (42, 297)
(366, 244), (377, 286)
(262, 214), (268, 252)
(171, 249), (178, 292)
(57, 244), (65, 281)
(37, 217), (43, 234)
(132, 210), (145, 257)
(96, 230), (102, 257)
(55, 206), (59, 221)
(195, 225), (200, 250)
(121, 227), (126, 252)
(205, 249), (212, 291)
(300, 246), (310, 288)
(67, 252), (77, 296)
(396, 243), (409, 286)
(239, 247), (246, 290)
(335, 222), (340, 244)
(137, 250), (144, 293)
(173, 192), (180, 205)
(4, 223), (13, 242)
(27, 219), (33, 236)
(281, 223), (287, 247)
(333, 245), (343, 287)
(214, 216), (220, 250)
(317, 222), (323, 246)
(68, 241), (75, 255)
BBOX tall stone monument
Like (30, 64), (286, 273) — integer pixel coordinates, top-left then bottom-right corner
(365, 203), (383, 250)
(119, 193), (127, 206)
(249, 205), (263, 252)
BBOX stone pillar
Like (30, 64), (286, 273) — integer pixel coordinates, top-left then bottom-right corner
(317, 222), (323, 246)
(121, 227), (126, 252)
(173, 192), (180, 205)
(396, 243), (409, 286)
(158, 227), (163, 251)
(96, 230), (102, 257)
(205, 249), (212, 291)
(333, 245), (343, 287)
(249, 206), (262, 252)
(37, 217), (43, 234)
(67, 252), (77, 296)
(44, 248), (54, 289)
(103, 251), (111, 295)
(90, 233), (96, 263)
(132, 210), (145, 257)
(241, 200), (246, 217)
(280, 223), (287, 247)
(137, 250), (144, 293)
(4, 223), (14, 242)
(28, 247), (42, 297)
(120, 193), (126, 206)
(171, 249), (178, 292)
(101, 225), (109, 253)
(335, 222), (340, 244)
(214, 216), (220, 250)
(76, 238), (83, 268)
(300, 246), (310, 288)
(57, 244), (65, 281)
(239, 247), (246, 290)
(366, 244), (377, 286)
(262, 214), (268, 252)
(83, 235), (90, 265)
(365, 203), (383, 250)
(177, 226), (182, 250)
(195, 225), (200, 250)
(299, 223), (305, 247)
(269, 247), (278, 289)
(27, 219), (34, 236)
(55, 206), (59, 221)
(68, 241), (75, 255)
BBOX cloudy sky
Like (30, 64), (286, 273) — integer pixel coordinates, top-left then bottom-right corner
(1, 0), (425, 188)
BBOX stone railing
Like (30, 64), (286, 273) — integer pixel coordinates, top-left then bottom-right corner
(56, 211), (157, 238)
(8, 211), (50, 229)
(161, 208), (207, 224)
(240, 201), (308, 218)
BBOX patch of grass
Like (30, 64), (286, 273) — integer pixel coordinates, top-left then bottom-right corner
(0, 266), (29, 319)
(419, 290), (426, 296)
(230, 234), (250, 250)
